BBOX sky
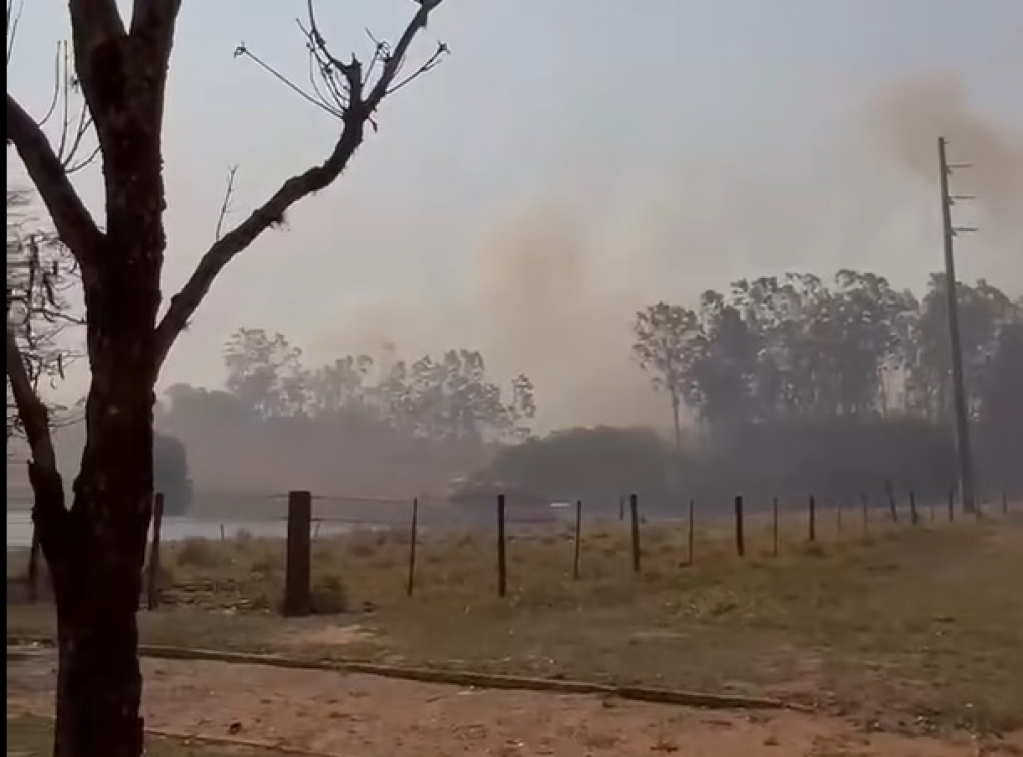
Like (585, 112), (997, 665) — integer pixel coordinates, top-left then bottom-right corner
(7, 0), (1023, 430)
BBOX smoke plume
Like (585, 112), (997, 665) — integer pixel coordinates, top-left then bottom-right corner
(306, 72), (1021, 432)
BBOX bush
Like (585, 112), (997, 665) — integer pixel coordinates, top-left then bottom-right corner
(174, 538), (223, 569)
(309, 572), (348, 615)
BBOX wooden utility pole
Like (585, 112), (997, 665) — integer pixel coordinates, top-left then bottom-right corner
(938, 136), (977, 514)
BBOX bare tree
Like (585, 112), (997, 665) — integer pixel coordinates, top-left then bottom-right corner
(5, 1), (448, 755)
(6, 188), (83, 442)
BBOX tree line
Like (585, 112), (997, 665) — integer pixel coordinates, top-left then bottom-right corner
(617, 269), (1023, 503)
(440, 270), (1023, 508)
(163, 327), (536, 446)
(633, 270), (1022, 431)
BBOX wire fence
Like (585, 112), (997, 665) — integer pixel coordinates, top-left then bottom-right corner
(9, 485), (1018, 612)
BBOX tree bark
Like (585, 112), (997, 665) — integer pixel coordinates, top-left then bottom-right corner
(42, 169), (164, 752)
(42, 274), (158, 757)
(671, 393), (683, 453)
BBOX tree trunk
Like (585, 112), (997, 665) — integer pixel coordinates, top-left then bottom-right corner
(45, 373), (155, 757)
(53, 580), (145, 757)
(37, 246), (160, 756)
(671, 394), (683, 453)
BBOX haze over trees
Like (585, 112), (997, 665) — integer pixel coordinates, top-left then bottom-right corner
(157, 268), (1020, 509)
(218, 327), (535, 443)
(483, 269), (1022, 509)
(5, 1), (451, 755)
(632, 270), (1021, 427)
(154, 330), (535, 502)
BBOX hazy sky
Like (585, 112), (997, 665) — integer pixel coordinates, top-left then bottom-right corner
(8, 0), (1023, 429)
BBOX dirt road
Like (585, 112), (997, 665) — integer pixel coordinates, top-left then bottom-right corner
(7, 649), (1019, 756)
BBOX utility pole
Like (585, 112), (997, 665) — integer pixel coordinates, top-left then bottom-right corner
(937, 136), (977, 514)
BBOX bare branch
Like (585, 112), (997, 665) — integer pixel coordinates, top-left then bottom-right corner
(214, 165), (239, 242)
(72, 0), (126, 30)
(129, 0), (182, 67)
(6, 325), (58, 472)
(33, 46), (64, 134)
(68, 0), (177, 150)
(5, 0), (23, 65)
(234, 43), (342, 119)
(154, 115), (365, 370)
(130, 0), (181, 32)
(67, 0), (126, 55)
(42, 40), (101, 175)
(152, 0), (447, 371)
(6, 94), (104, 264)
(385, 40), (448, 97)
(364, 0), (443, 111)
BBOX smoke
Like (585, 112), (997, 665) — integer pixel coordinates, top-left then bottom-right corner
(869, 72), (1023, 252)
(302, 72), (1021, 433)
(463, 205), (664, 431)
(307, 204), (667, 431)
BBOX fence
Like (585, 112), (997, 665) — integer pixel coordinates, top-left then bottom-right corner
(14, 485), (1018, 615)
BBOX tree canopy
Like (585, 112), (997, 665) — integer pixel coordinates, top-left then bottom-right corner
(215, 327), (536, 444)
(633, 270), (1021, 432)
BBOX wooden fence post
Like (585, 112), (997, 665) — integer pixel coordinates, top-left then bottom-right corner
(618, 496), (624, 522)
(687, 498), (695, 565)
(885, 479), (898, 523)
(1003, 491), (1009, 516)
(948, 485), (955, 523)
(572, 499), (582, 580)
(861, 494), (869, 540)
(771, 497), (779, 557)
(27, 522), (41, 603)
(734, 495), (745, 558)
(909, 490), (919, 526)
(497, 494), (507, 597)
(283, 490), (312, 617)
(836, 500), (843, 538)
(406, 497), (419, 597)
(808, 495), (817, 542)
(146, 492), (165, 611)
(629, 493), (641, 573)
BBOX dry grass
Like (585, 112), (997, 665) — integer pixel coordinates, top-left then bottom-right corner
(8, 509), (1023, 735)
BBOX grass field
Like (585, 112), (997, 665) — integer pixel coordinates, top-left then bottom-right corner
(8, 509), (1023, 735)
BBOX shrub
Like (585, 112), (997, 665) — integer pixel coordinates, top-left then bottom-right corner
(309, 572), (348, 615)
(174, 538), (222, 569)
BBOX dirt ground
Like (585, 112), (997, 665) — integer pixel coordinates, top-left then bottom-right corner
(8, 650), (1022, 757)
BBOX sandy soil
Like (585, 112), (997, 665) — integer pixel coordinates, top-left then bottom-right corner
(7, 650), (1021, 757)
